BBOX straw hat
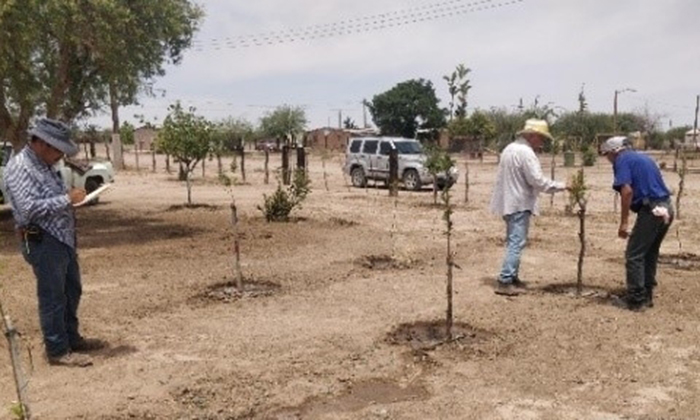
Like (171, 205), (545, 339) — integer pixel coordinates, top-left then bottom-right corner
(517, 119), (553, 141)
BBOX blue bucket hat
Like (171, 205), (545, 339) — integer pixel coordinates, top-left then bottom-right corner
(29, 118), (79, 156)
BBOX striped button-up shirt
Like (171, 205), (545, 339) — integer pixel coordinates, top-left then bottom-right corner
(3, 146), (76, 248)
(490, 138), (565, 217)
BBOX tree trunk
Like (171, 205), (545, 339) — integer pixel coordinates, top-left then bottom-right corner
(186, 170), (192, 205)
(109, 83), (124, 170)
(432, 179), (438, 205)
(230, 202), (244, 291)
(105, 141), (111, 161)
(135, 143), (140, 171)
(239, 147), (246, 182)
(166, 154), (171, 173)
(464, 160), (470, 204)
(178, 163), (186, 181)
(89, 140), (96, 158)
(217, 155), (223, 177)
(201, 158), (205, 178)
(264, 150), (270, 184)
(282, 146), (290, 185)
(151, 149), (156, 172)
(445, 192), (454, 341)
(46, 44), (71, 119)
(576, 205), (586, 296)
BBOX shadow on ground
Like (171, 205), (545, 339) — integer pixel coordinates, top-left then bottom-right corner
(0, 206), (207, 255)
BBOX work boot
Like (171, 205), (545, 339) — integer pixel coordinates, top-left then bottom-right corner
(48, 352), (93, 367)
(494, 282), (522, 296)
(71, 337), (106, 353)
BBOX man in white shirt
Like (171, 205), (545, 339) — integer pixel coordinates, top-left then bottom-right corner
(490, 119), (567, 296)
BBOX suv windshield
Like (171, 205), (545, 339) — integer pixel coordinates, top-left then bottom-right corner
(394, 141), (422, 155)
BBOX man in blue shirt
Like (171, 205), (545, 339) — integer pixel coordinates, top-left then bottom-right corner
(4, 118), (99, 367)
(600, 136), (673, 311)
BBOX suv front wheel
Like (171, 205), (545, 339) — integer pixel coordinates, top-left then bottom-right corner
(351, 167), (367, 188)
(403, 169), (422, 191)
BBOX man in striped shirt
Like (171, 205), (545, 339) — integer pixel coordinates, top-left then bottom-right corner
(4, 118), (96, 367)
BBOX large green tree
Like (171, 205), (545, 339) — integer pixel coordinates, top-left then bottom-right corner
(259, 105), (307, 145)
(0, 0), (202, 148)
(367, 79), (447, 138)
(157, 102), (212, 205)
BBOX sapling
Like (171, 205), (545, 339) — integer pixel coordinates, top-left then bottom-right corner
(463, 160), (470, 204)
(676, 149), (686, 220)
(569, 169), (588, 296)
(230, 201), (244, 291)
(425, 144), (454, 205)
(549, 138), (559, 207)
(1, 298), (31, 419)
(442, 178), (456, 340)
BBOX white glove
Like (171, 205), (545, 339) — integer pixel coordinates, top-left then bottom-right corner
(651, 206), (671, 224)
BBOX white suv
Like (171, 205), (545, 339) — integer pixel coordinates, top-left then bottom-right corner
(344, 137), (458, 191)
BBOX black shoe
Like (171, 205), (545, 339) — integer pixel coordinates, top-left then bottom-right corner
(612, 295), (651, 312)
(495, 282), (522, 296)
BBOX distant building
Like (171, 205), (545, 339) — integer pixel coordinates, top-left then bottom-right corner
(134, 126), (158, 151)
(305, 127), (378, 150)
(684, 129), (700, 149)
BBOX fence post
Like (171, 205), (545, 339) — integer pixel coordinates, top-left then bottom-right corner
(282, 145), (290, 185)
(389, 148), (399, 197)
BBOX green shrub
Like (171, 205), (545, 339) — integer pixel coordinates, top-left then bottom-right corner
(258, 169), (310, 222)
(581, 146), (596, 167)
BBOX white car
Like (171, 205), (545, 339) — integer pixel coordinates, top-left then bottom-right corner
(1, 144), (114, 205)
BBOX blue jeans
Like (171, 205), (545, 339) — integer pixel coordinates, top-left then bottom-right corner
(21, 232), (82, 358)
(499, 211), (531, 284)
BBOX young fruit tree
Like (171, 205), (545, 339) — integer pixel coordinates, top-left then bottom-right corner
(1, 298), (31, 419)
(569, 169), (588, 295)
(157, 102), (212, 206)
(439, 155), (457, 339)
(425, 144), (454, 205)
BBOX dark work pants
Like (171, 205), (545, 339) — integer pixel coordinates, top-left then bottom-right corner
(21, 233), (82, 358)
(625, 202), (673, 302)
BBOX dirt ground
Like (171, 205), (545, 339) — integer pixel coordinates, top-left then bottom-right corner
(1, 148), (700, 419)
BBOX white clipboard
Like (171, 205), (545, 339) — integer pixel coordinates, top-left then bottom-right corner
(74, 183), (112, 207)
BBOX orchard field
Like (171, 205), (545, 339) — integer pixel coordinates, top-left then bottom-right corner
(1, 149), (700, 419)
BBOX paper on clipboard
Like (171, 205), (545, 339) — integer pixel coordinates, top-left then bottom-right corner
(74, 183), (112, 207)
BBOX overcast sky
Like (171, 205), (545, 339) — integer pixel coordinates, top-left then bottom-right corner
(91, 0), (700, 132)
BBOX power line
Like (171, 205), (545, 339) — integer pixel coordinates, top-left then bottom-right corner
(194, 0), (493, 46)
(191, 0), (524, 51)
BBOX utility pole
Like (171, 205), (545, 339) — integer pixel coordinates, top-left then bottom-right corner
(362, 100), (368, 128)
(613, 88), (636, 134)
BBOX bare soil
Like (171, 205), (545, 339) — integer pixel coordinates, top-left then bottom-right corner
(2, 149), (700, 419)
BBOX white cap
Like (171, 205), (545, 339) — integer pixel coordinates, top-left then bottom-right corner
(600, 136), (629, 155)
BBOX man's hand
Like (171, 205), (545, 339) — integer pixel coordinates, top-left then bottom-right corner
(68, 188), (87, 205)
(618, 222), (629, 239)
